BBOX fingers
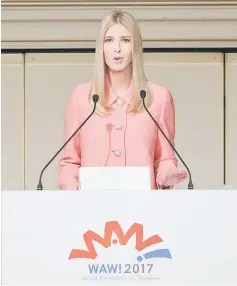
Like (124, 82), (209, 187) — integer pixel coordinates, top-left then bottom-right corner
(157, 170), (188, 187)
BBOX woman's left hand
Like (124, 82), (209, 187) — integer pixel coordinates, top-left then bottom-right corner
(157, 169), (188, 189)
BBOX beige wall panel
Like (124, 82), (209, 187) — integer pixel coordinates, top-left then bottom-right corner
(25, 52), (224, 190)
(144, 53), (224, 189)
(2, 5), (237, 49)
(225, 53), (237, 188)
(25, 53), (95, 190)
(1, 54), (25, 190)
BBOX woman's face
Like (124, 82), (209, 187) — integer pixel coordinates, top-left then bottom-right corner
(103, 23), (132, 72)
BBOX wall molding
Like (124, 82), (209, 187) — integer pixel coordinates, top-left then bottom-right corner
(2, 3), (237, 49)
(2, 0), (237, 7)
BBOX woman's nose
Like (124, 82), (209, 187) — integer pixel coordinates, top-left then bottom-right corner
(114, 41), (121, 52)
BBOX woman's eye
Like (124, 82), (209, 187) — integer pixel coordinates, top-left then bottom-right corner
(122, 38), (130, 43)
(104, 38), (112, 43)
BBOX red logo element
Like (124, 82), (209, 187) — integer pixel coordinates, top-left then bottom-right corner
(69, 221), (163, 260)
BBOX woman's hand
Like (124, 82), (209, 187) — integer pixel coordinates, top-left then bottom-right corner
(157, 169), (188, 189)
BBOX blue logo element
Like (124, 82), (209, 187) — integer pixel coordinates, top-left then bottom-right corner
(137, 248), (172, 261)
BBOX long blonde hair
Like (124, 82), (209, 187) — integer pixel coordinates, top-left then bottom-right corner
(90, 10), (152, 115)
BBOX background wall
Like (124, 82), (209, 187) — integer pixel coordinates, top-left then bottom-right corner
(1, 0), (237, 190)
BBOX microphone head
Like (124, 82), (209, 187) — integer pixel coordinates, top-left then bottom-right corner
(92, 94), (99, 103)
(140, 90), (146, 99)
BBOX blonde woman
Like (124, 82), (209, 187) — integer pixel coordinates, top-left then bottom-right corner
(58, 10), (188, 190)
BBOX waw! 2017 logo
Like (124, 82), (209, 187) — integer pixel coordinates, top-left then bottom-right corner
(68, 221), (172, 279)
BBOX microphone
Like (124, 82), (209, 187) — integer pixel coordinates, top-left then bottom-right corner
(37, 94), (99, 190)
(140, 90), (194, 189)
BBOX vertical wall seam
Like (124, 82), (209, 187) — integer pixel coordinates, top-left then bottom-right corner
(23, 53), (26, 190)
(223, 53), (226, 186)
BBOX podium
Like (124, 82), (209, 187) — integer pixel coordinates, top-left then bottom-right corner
(2, 190), (237, 285)
(78, 166), (151, 190)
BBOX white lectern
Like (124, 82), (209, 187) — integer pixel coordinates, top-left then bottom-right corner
(2, 190), (237, 285)
(79, 166), (151, 190)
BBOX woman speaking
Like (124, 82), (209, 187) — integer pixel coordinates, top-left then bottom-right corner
(58, 10), (187, 190)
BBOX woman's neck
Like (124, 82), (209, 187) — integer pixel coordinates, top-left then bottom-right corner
(107, 66), (131, 94)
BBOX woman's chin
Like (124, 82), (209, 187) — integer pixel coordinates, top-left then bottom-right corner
(107, 65), (127, 73)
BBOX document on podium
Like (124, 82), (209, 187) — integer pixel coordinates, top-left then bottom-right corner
(79, 166), (151, 191)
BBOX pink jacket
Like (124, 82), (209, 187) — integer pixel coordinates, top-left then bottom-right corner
(58, 80), (181, 190)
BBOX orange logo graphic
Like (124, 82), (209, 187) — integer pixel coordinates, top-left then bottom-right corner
(69, 221), (163, 260)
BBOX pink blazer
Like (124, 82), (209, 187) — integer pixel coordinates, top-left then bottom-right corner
(58, 80), (182, 190)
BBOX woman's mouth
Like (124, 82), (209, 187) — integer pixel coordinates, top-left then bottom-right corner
(113, 57), (123, 63)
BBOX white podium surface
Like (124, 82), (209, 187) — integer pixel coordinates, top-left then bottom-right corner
(1, 190), (237, 285)
(79, 167), (151, 191)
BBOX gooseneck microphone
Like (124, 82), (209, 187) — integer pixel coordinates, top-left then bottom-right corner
(140, 90), (194, 189)
(37, 94), (99, 190)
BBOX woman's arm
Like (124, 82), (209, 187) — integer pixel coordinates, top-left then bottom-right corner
(58, 87), (81, 190)
(154, 87), (187, 189)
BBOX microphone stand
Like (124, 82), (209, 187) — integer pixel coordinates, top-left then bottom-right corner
(140, 90), (194, 189)
(37, 94), (99, 190)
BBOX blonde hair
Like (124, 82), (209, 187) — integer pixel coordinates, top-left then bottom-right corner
(90, 10), (152, 115)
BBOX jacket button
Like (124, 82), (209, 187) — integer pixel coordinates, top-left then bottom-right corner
(114, 123), (122, 130)
(113, 150), (121, 157)
(116, 98), (122, 106)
